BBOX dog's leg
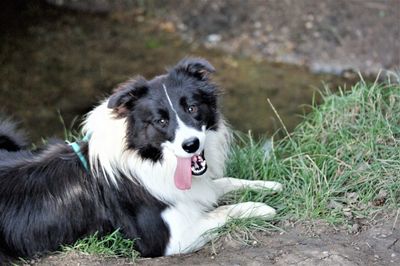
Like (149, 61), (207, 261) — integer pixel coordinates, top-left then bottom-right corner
(213, 177), (283, 198)
(164, 201), (276, 256)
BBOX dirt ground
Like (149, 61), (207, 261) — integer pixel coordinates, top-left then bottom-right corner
(45, 0), (400, 75)
(30, 215), (399, 266)
(160, 0), (400, 75)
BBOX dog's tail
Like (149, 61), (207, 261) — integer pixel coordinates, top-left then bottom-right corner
(0, 117), (28, 151)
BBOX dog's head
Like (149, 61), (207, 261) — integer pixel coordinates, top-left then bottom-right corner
(106, 58), (220, 189)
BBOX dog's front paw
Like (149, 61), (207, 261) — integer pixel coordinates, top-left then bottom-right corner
(248, 181), (283, 193)
(227, 202), (276, 220)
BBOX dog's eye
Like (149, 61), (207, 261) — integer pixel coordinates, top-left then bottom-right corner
(187, 105), (198, 114)
(156, 119), (168, 127)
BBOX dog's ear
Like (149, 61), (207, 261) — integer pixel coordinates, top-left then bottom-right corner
(107, 77), (148, 116)
(173, 57), (215, 80)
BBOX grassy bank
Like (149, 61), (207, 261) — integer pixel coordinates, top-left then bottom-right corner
(64, 79), (400, 260)
(226, 78), (399, 226)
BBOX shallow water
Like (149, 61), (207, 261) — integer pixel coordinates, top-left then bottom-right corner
(0, 5), (357, 142)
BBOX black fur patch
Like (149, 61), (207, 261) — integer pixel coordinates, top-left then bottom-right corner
(0, 141), (170, 262)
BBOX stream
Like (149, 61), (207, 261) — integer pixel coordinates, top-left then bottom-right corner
(0, 4), (357, 142)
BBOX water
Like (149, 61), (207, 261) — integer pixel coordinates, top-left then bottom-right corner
(0, 6), (356, 142)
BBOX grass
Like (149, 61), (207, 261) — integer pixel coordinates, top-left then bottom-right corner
(65, 78), (400, 259)
(224, 78), (400, 227)
(62, 230), (139, 260)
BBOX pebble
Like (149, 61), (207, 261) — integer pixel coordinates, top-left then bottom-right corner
(207, 34), (222, 43)
(351, 223), (360, 233)
(254, 21), (262, 29)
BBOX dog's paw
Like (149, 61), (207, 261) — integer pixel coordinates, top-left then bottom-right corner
(248, 181), (283, 193)
(227, 202), (276, 220)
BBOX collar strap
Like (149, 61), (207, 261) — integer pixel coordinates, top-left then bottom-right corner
(68, 132), (92, 172)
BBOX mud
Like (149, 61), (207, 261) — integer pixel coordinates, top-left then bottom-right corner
(31, 215), (399, 265)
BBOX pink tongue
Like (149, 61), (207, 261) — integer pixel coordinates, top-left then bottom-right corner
(174, 157), (192, 190)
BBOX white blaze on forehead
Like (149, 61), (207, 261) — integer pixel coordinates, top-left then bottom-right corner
(162, 84), (206, 157)
(163, 84), (178, 114)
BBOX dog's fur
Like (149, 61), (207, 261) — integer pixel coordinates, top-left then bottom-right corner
(0, 58), (281, 263)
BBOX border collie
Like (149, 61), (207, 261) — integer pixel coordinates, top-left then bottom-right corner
(0, 58), (282, 263)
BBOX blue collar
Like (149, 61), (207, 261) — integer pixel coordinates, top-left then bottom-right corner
(68, 132), (92, 172)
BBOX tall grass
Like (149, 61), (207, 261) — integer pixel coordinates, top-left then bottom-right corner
(226, 79), (400, 225)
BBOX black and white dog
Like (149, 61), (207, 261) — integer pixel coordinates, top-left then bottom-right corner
(0, 58), (281, 263)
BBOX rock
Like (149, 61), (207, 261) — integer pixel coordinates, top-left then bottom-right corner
(207, 34), (222, 44)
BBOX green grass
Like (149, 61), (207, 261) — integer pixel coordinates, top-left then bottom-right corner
(63, 230), (139, 260)
(225, 78), (400, 227)
(66, 78), (400, 258)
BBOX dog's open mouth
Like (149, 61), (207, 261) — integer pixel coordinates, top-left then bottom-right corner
(174, 152), (207, 190)
(191, 152), (207, 176)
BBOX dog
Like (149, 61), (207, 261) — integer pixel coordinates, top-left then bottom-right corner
(0, 58), (282, 263)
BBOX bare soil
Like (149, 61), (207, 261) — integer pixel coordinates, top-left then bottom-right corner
(44, 0), (400, 75)
(30, 215), (399, 266)
(160, 0), (400, 75)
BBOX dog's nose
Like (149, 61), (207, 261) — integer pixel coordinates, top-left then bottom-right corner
(182, 137), (200, 154)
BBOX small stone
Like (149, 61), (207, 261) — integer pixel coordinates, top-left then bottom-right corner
(207, 34), (222, 43)
(254, 21), (262, 29)
(305, 21), (313, 29)
(350, 223), (360, 233)
(177, 22), (187, 31)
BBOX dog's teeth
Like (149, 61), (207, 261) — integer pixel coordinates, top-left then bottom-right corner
(191, 153), (207, 176)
